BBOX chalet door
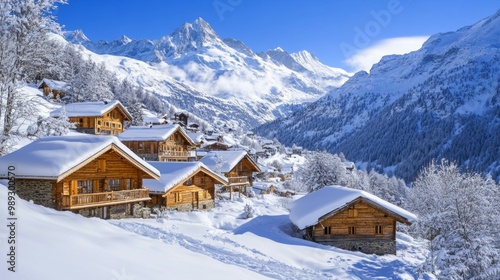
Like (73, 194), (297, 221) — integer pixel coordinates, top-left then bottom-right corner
(192, 192), (198, 209)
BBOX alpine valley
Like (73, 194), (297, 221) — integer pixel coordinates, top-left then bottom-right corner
(256, 9), (500, 181)
(63, 18), (351, 129)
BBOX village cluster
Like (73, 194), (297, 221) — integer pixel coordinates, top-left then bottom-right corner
(0, 80), (416, 255)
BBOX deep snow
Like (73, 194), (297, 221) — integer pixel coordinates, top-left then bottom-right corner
(0, 185), (434, 280)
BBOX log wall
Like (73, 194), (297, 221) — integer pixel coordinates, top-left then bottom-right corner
(310, 200), (398, 254)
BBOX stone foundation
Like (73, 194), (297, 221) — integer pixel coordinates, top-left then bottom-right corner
(165, 200), (215, 211)
(15, 180), (55, 208)
(75, 202), (149, 219)
(318, 239), (396, 255)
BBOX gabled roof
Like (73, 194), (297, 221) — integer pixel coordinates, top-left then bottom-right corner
(288, 185), (417, 230)
(0, 135), (160, 181)
(186, 132), (204, 144)
(50, 100), (132, 121)
(143, 161), (228, 194)
(118, 124), (195, 146)
(199, 150), (260, 173)
(37, 78), (70, 91)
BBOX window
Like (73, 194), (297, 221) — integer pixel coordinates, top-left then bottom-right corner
(348, 208), (358, 217)
(348, 226), (356, 235)
(79, 118), (83, 123)
(183, 178), (193, 186)
(97, 120), (101, 125)
(174, 192), (181, 202)
(105, 122), (110, 127)
(324, 226), (331, 235)
(108, 179), (120, 191)
(97, 128), (101, 133)
(375, 225), (383, 235)
(112, 123), (116, 128)
(118, 124), (121, 129)
(200, 177), (205, 184)
(138, 143), (143, 150)
(77, 180), (93, 194)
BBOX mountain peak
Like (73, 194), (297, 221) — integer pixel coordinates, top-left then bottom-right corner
(63, 29), (90, 44)
(166, 17), (220, 53)
(119, 35), (132, 44)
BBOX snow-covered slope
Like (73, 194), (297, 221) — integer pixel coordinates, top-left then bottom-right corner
(256, 9), (500, 181)
(0, 185), (432, 280)
(63, 18), (351, 128)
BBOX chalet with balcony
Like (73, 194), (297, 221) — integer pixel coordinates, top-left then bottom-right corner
(200, 150), (261, 199)
(288, 185), (417, 255)
(118, 124), (197, 162)
(37, 78), (69, 100)
(0, 135), (160, 219)
(50, 100), (132, 136)
(143, 162), (228, 211)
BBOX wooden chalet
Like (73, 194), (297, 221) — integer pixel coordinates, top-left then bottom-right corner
(200, 150), (261, 199)
(203, 141), (230, 151)
(0, 135), (161, 219)
(143, 162), (228, 211)
(288, 186), (417, 255)
(118, 124), (197, 162)
(173, 112), (189, 126)
(37, 78), (69, 100)
(50, 100), (132, 136)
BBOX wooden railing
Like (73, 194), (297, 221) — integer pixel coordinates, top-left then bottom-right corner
(61, 189), (149, 209)
(227, 176), (249, 186)
(161, 150), (196, 157)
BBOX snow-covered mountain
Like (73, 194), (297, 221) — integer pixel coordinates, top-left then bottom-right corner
(256, 9), (500, 181)
(63, 18), (351, 128)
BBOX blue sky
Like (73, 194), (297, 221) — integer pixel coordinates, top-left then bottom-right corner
(55, 0), (499, 72)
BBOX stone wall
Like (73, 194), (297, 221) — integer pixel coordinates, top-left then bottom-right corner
(15, 180), (55, 209)
(76, 202), (149, 219)
(318, 239), (396, 255)
(165, 200), (215, 211)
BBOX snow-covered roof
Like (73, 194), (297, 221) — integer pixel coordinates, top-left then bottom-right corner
(288, 185), (417, 230)
(200, 150), (259, 173)
(37, 78), (70, 91)
(50, 100), (132, 120)
(187, 132), (204, 144)
(118, 124), (186, 142)
(143, 161), (228, 193)
(0, 135), (160, 181)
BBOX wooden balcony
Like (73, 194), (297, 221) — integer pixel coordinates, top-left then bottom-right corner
(160, 150), (196, 158)
(227, 176), (249, 186)
(61, 189), (150, 210)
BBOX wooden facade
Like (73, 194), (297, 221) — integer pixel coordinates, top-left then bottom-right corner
(144, 163), (228, 211)
(71, 106), (130, 136)
(0, 136), (160, 220)
(223, 156), (260, 199)
(120, 126), (197, 162)
(289, 186), (416, 255)
(148, 171), (219, 211)
(37, 79), (67, 101)
(304, 197), (412, 255)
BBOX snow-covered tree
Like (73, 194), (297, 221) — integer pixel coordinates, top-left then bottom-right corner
(407, 159), (500, 279)
(28, 106), (75, 138)
(297, 151), (348, 192)
(0, 0), (65, 154)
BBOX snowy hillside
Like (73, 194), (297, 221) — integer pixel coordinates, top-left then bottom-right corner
(256, 9), (500, 181)
(62, 18), (351, 128)
(0, 185), (432, 280)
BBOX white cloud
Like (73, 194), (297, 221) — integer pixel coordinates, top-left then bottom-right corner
(345, 36), (430, 72)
